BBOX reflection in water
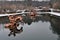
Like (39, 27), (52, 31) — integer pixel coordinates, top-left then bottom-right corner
(5, 15), (24, 37)
(8, 27), (23, 37)
(50, 17), (60, 40)
(5, 22), (23, 37)
(0, 13), (60, 40)
(37, 15), (60, 40)
(24, 14), (60, 40)
(50, 17), (60, 35)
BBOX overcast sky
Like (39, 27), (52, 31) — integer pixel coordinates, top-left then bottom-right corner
(0, 0), (50, 1)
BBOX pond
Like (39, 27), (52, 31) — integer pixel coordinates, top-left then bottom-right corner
(0, 14), (60, 40)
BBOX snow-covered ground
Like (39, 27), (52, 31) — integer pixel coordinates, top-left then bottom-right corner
(0, 8), (60, 17)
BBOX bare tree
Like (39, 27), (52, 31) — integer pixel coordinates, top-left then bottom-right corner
(25, 0), (32, 6)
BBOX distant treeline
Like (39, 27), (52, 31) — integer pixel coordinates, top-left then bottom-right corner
(0, 1), (50, 8)
(0, 0), (60, 9)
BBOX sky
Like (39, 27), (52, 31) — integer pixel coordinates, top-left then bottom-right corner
(0, 0), (50, 1)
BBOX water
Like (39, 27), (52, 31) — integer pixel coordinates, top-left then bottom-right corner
(0, 14), (60, 40)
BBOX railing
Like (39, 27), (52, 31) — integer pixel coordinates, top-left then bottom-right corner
(0, 8), (60, 17)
